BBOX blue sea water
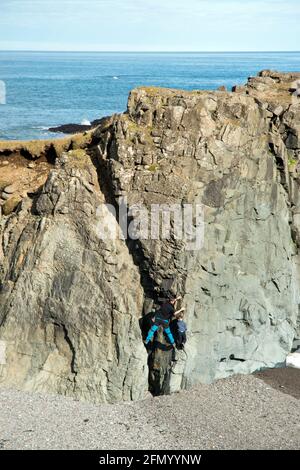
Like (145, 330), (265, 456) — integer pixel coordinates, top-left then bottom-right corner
(0, 51), (300, 141)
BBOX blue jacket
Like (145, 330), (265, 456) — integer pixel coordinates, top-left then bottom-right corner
(177, 320), (187, 333)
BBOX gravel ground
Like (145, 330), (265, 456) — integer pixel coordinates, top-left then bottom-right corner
(0, 371), (299, 450)
(255, 367), (300, 400)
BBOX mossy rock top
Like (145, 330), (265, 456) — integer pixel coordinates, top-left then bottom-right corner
(2, 195), (22, 216)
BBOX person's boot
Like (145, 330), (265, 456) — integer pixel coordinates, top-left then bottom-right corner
(171, 345), (177, 362)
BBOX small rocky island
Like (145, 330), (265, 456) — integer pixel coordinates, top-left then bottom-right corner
(0, 70), (300, 404)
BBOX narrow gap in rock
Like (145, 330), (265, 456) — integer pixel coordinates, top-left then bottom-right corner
(229, 354), (246, 362)
(45, 144), (57, 165)
(88, 139), (173, 397)
(20, 148), (34, 160)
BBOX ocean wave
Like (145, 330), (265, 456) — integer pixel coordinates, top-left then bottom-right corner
(81, 119), (91, 126)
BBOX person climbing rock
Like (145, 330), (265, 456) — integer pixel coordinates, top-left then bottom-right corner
(144, 294), (185, 347)
(175, 311), (187, 350)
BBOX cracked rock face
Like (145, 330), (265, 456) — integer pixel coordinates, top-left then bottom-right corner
(1, 70), (300, 402)
(0, 151), (148, 403)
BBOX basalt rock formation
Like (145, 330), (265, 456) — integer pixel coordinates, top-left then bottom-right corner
(0, 70), (300, 403)
(48, 117), (107, 135)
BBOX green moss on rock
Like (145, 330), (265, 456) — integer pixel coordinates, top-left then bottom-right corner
(2, 195), (22, 216)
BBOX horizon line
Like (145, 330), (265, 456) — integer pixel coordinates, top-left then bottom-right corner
(0, 49), (300, 54)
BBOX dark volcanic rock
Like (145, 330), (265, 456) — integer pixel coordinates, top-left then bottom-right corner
(48, 124), (91, 134)
(49, 117), (110, 134)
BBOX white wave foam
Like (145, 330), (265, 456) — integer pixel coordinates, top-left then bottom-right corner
(81, 119), (91, 126)
(113, 76), (119, 80)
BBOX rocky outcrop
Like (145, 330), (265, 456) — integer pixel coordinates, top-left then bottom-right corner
(0, 150), (148, 403)
(0, 70), (300, 402)
(48, 117), (109, 134)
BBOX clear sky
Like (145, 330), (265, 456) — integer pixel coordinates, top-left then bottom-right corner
(0, 0), (299, 51)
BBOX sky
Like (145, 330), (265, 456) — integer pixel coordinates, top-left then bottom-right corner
(0, 0), (299, 51)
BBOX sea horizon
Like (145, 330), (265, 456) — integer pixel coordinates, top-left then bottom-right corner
(1, 50), (300, 53)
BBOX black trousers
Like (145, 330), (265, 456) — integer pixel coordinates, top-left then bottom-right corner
(177, 331), (186, 347)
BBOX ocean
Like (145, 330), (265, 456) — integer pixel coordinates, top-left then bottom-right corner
(0, 51), (300, 141)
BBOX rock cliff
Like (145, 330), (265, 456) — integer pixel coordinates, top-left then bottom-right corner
(0, 70), (300, 403)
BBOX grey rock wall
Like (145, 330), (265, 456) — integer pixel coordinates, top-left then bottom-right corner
(94, 71), (300, 391)
(0, 70), (300, 401)
(0, 151), (148, 403)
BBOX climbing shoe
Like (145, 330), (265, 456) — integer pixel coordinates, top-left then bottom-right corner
(171, 347), (177, 362)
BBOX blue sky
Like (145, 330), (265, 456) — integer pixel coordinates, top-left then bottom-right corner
(0, 0), (299, 51)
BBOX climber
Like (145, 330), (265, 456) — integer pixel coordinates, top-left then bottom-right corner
(175, 311), (187, 350)
(144, 294), (185, 347)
